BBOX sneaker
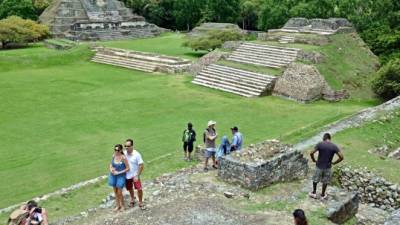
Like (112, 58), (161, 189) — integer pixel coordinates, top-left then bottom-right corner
(320, 194), (328, 201)
(204, 167), (208, 172)
(308, 192), (317, 199)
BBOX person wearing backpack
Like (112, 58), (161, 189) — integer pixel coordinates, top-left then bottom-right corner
(182, 122), (196, 161)
(8, 200), (48, 225)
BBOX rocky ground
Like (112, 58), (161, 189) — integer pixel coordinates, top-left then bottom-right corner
(52, 163), (390, 225)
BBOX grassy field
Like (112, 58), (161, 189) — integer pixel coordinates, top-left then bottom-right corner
(0, 33), (376, 210)
(333, 110), (400, 183)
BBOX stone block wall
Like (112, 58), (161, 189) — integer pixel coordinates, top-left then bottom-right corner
(336, 166), (400, 211)
(218, 141), (308, 190)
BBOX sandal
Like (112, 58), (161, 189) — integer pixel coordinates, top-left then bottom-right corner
(129, 201), (136, 207)
(212, 165), (218, 169)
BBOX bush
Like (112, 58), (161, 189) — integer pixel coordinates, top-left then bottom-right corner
(0, 16), (49, 48)
(372, 58), (400, 100)
(184, 30), (244, 51)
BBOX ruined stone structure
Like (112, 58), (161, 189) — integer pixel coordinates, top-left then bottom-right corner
(188, 23), (243, 37)
(92, 47), (191, 73)
(218, 140), (308, 190)
(227, 42), (300, 69)
(278, 17), (354, 35)
(336, 166), (400, 211)
(192, 64), (277, 97)
(273, 63), (348, 103)
(39, 0), (162, 40)
(326, 189), (359, 224)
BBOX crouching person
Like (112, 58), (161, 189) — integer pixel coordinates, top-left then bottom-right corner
(8, 200), (48, 225)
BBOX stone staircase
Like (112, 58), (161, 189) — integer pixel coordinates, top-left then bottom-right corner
(192, 64), (277, 97)
(227, 42), (300, 68)
(91, 47), (191, 73)
(278, 35), (295, 44)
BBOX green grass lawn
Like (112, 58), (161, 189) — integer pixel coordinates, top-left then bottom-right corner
(0, 33), (376, 211)
(333, 111), (400, 184)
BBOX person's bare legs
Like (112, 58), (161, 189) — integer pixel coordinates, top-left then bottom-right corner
(204, 157), (209, 170)
(212, 155), (216, 168)
(138, 189), (143, 206)
(113, 187), (120, 211)
(118, 188), (125, 211)
(321, 183), (328, 197)
(41, 208), (49, 225)
(128, 188), (135, 205)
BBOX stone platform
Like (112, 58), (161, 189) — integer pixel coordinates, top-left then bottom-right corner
(91, 47), (191, 73)
(218, 140), (308, 190)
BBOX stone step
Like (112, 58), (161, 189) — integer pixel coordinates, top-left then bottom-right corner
(92, 57), (155, 72)
(236, 45), (299, 57)
(227, 56), (286, 68)
(195, 74), (266, 94)
(207, 64), (275, 81)
(241, 42), (300, 52)
(94, 53), (162, 67)
(202, 67), (273, 86)
(227, 57), (283, 69)
(229, 51), (295, 64)
(192, 80), (255, 97)
(197, 71), (269, 91)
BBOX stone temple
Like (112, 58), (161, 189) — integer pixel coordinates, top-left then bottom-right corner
(39, 0), (163, 41)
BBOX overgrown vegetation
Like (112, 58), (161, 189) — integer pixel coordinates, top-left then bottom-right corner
(0, 16), (49, 48)
(183, 30), (244, 51)
(372, 58), (400, 100)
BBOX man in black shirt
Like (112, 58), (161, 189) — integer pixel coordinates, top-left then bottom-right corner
(182, 122), (196, 161)
(309, 133), (344, 200)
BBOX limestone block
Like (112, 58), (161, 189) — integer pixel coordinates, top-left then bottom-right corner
(326, 191), (359, 224)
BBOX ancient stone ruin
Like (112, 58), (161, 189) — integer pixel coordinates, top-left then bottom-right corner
(92, 47), (192, 73)
(273, 63), (349, 103)
(188, 23), (243, 37)
(218, 140), (308, 190)
(280, 17), (354, 35)
(39, 0), (163, 40)
(326, 188), (359, 224)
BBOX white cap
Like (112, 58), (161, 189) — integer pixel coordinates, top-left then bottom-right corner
(207, 120), (216, 126)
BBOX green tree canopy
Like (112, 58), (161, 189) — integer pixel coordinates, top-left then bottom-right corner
(372, 58), (400, 100)
(0, 0), (37, 20)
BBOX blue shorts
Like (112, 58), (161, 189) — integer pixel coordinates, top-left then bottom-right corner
(108, 173), (126, 189)
(205, 148), (216, 158)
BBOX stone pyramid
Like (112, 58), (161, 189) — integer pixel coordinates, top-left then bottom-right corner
(39, 0), (162, 41)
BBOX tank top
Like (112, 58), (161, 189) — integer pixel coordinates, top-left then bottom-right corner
(111, 156), (126, 172)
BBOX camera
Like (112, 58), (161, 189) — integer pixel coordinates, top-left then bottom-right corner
(33, 207), (42, 213)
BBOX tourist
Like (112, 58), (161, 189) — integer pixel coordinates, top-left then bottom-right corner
(216, 135), (230, 162)
(203, 120), (218, 172)
(293, 209), (308, 225)
(108, 144), (130, 212)
(8, 200), (49, 225)
(182, 122), (196, 161)
(124, 139), (145, 209)
(230, 126), (243, 152)
(309, 133), (344, 200)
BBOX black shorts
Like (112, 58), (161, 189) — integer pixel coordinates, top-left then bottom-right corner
(183, 142), (194, 152)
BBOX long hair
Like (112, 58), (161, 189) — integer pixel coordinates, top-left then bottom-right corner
(293, 209), (308, 225)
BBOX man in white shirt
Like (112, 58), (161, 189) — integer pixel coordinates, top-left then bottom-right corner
(124, 138), (145, 209)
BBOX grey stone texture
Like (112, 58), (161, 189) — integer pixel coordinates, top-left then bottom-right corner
(222, 41), (244, 51)
(336, 166), (400, 211)
(218, 140), (308, 191)
(188, 51), (229, 75)
(273, 63), (348, 103)
(384, 209), (400, 225)
(188, 23), (243, 37)
(283, 17), (354, 33)
(326, 190), (359, 224)
(92, 47), (191, 73)
(297, 50), (325, 64)
(258, 32), (331, 45)
(39, 0), (162, 40)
